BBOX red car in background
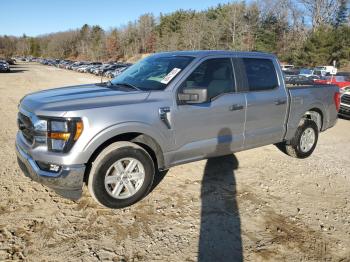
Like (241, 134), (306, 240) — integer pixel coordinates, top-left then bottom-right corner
(314, 75), (350, 118)
(314, 75), (350, 89)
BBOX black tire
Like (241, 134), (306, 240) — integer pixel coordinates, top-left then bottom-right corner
(277, 119), (319, 159)
(88, 141), (155, 208)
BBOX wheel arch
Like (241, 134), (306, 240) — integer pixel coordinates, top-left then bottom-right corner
(285, 103), (326, 141)
(83, 125), (167, 183)
(303, 108), (323, 131)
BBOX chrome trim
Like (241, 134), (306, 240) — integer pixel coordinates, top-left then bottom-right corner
(159, 107), (171, 129)
(18, 107), (47, 148)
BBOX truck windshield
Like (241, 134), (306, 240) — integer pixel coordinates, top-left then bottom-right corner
(111, 55), (194, 91)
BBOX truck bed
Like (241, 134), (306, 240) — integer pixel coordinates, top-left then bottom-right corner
(284, 84), (339, 141)
(286, 84), (332, 89)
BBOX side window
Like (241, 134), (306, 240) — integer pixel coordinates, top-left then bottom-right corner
(242, 58), (278, 91)
(181, 58), (235, 101)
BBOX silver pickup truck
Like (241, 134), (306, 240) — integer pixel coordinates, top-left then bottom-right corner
(16, 51), (340, 208)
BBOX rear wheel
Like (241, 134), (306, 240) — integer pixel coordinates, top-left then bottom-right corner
(88, 141), (155, 208)
(277, 119), (319, 159)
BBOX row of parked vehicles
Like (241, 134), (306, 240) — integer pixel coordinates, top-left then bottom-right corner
(282, 64), (350, 118)
(23, 57), (133, 78)
(282, 65), (350, 88)
(283, 65), (337, 85)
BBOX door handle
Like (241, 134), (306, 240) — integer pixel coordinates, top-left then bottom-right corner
(274, 99), (287, 105)
(229, 104), (244, 111)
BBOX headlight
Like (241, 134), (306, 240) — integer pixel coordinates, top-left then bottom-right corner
(32, 118), (83, 152)
(47, 119), (83, 152)
(34, 119), (47, 131)
(340, 86), (350, 95)
(32, 118), (48, 143)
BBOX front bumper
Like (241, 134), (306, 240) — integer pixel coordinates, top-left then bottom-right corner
(339, 104), (350, 117)
(15, 139), (85, 200)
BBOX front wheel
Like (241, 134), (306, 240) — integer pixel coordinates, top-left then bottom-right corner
(88, 141), (155, 208)
(277, 119), (319, 159)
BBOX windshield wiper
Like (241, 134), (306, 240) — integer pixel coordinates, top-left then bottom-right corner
(112, 82), (141, 91)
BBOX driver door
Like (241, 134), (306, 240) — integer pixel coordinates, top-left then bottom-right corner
(168, 57), (246, 166)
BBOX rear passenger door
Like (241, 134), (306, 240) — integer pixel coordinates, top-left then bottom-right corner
(235, 57), (289, 148)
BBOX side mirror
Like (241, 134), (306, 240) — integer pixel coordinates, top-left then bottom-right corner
(178, 88), (208, 104)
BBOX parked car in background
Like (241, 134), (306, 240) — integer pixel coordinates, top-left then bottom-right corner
(338, 70), (350, 117)
(313, 69), (327, 77)
(103, 64), (130, 77)
(299, 68), (315, 77)
(93, 63), (115, 75)
(314, 75), (350, 89)
(315, 66), (337, 75)
(108, 66), (130, 78)
(58, 60), (73, 68)
(16, 50), (340, 208)
(0, 60), (10, 72)
(339, 88), (350, 118)
(281, 64), (294, 71)
(6, 58), (16, 65)
(68, 61), (84, 70)
(78, 62), (103, 73)
(284, 69), (299, 84)
(288, 75), (318, 86)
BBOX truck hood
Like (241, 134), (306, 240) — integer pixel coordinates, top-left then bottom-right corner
(20, 83), (150, 116)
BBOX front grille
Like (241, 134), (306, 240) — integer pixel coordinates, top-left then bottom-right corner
(340, 105), (350, 115)
(341, 94), (350, 105)
(18, 112), (34, 145)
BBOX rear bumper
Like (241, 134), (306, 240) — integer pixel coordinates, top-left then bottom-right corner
(15, 140), (85, 200)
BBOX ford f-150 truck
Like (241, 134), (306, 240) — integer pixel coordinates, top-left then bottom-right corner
(16, 51), (340, 208)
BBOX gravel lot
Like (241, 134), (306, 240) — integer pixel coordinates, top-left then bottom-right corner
(0, 63), (349, 261)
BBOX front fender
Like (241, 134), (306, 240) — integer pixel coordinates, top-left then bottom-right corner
(83, 121), (169, 162)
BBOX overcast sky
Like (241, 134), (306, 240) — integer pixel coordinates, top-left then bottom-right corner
(1, 0), (231, 36)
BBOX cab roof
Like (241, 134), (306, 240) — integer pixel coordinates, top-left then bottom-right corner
(153, 50), (276, 59)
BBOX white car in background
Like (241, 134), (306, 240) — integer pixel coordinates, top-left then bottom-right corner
(281, 64), (294, 71)
(299, 68), (315, 77)
(315, 66), (337, 75)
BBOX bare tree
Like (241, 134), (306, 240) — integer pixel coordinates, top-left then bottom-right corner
(106, 29), (121, 60)
(180, 13), (207, 50)
(222, 2), (247, 50)
(138, 14), (156, 53)
(300, 0), (340, 28)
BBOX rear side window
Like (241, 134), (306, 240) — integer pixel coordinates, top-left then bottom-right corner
(242, 58), (278, 91)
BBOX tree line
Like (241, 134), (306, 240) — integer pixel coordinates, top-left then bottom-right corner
(0, 0), (349, 67)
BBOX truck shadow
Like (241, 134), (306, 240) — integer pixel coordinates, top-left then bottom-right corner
(150, 170), (168, 192)
(198, 129), (242, 262)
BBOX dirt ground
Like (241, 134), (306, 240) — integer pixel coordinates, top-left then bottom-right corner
(0, 63), (349, 262)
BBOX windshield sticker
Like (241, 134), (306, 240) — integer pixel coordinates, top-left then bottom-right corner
(161, 68), (181, 84)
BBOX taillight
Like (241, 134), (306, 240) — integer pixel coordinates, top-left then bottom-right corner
(334, 92), (340, 111)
